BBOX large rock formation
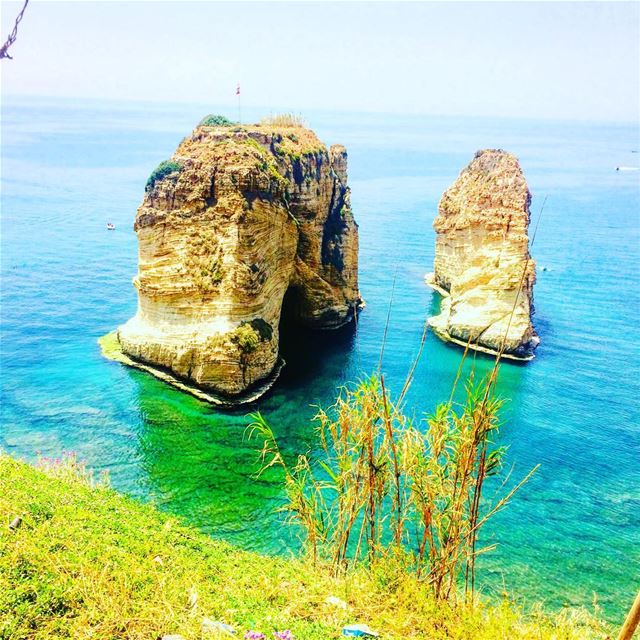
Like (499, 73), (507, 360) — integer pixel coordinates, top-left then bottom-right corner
(425, 149), (539, 360)
(112, 117), (361, 402)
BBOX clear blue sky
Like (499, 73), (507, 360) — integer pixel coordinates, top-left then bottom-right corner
(2, 1), (638, 122)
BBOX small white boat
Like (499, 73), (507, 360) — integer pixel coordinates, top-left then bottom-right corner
(615, 166), (639, 172)
(107, 222), (116, 230)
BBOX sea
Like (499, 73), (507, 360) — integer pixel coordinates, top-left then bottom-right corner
(1, 95), (638, 622)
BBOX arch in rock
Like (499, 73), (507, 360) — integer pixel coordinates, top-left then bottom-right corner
(114, 121), (362, 402)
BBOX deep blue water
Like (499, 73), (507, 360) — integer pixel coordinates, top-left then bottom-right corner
(1, 96), (639, 621)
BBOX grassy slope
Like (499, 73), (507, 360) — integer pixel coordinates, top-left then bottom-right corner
(0, 455), (608, 639)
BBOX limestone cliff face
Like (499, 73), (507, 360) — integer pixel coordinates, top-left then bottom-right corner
(117, 120), (361, 399)
(425, 150), (539, 359)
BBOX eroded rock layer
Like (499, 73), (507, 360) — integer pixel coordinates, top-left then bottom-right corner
(425, 149), (539, 359)
(116, 120), (361, 399)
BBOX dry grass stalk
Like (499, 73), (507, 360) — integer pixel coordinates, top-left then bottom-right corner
(249, 365), (536, 604)
(260, 113), (308, 128)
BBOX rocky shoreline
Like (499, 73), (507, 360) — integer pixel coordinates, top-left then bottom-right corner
(424, 274), (534, 362)
(99, 331), (285, 407)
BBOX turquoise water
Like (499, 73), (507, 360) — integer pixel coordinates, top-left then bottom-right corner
(1, 96), (639, 621)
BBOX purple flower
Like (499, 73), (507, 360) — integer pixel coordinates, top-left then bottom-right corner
(244, 632), (266, 640)
(274, 632), (293, 640)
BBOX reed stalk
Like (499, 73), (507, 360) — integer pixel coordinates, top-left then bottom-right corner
(248, 363), (535, 601)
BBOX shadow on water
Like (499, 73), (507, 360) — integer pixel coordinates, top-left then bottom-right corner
(276, 286), (358, 391)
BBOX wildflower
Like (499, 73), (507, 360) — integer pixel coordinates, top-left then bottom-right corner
(274, 632), (293, 640)
(244, 632), (266, 640)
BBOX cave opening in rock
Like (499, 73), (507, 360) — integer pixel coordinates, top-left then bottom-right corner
(277, 286), (308, 375)
(277, 286), (356, 388)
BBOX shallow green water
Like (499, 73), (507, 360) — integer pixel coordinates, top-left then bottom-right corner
(1, 97), (638, 620)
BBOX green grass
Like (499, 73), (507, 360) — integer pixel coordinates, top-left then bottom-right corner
(0, 455), (609, 639)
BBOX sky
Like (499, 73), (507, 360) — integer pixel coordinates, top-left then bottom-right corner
(1, 1), (639, 122)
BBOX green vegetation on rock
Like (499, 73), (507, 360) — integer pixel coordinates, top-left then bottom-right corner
(243, 137), (288, 189)
(246, 318), (273, 342)
(145, 159), (183, 191)
(199, 114), (236, 127)
(232, 323), (261, 353)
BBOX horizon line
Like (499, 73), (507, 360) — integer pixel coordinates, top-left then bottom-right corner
(2, 92), (639, 128)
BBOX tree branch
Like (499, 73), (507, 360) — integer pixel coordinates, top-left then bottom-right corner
(1, 0), (29, 60)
